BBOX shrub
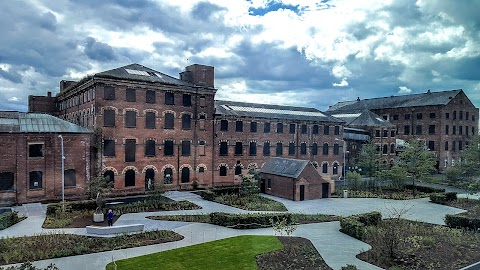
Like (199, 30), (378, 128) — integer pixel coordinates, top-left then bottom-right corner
(199, 190), (216, 201)
(445, 214), (480, 231)
(339, 212), (382, 240)
(445, 192), (458, 202)
(0, 212), (20, 230)
(430, 193), (447, 205)
(404, 184), (444, 193)
(341, 265), (358, 270)
(356, 211), (382, 226)
(209, 212), (292, 229)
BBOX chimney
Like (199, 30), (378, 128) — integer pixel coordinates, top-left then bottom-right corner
(60, 80), (76, 92)
(47, 91), (52, 97)
(180, 64), (214, 88)
(357, 97), (360, 101)
(427, 89), (431, 94)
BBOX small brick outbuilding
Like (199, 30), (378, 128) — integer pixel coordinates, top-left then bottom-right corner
(259, 157), (333, 201)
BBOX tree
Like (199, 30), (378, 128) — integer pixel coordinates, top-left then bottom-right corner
(458, 135), (480, 181)
(377, 165), (407, 190)
(354, 140), (380, 178)
(87, 175), (113, 212)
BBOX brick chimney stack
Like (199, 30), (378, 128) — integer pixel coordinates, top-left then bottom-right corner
(180, 64), (214, 88)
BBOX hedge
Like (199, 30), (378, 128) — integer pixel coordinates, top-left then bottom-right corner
(404, 184), (445, 193)
(209, 212), (292, 229)
(0, 212), (20, 230)
(445, 214), (480, 231)
(429, 192), (458, 205)
(46, 200), (98, 215)
(339, 212), (382, 240)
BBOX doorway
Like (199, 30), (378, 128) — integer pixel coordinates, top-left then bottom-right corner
(322, 183), (330, 198)
(299, 185), (305, 201)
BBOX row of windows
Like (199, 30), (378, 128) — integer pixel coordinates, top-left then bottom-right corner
(394, 111), (476, 122)
(375, 130), (396, 137)
(219, 120), (341, 135)
(445, 125), (475, 136)
(103, 110), (207, 130)
(59, 88), (95, 110)
(444, 141), (467, 152)
(103, 86), (207, 107)
(219, 142), (341, 157)
(104, 167), (195, 187)
(375, 144), (396, 154)
(403, 125), (437, 135)
(0, 170), (77, 191)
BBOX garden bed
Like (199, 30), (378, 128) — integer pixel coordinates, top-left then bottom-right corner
(200, 192), (287, 211)
(347, 190), (430, 200)
(0, 212), (26, 230)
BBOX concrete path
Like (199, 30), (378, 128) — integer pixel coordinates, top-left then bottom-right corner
(0, 191), (474, 270)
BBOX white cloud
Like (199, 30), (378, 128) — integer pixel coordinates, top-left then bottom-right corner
(398, 86), (412, 94)
(333, 79), (349, 87)
(8, 96), (20, 102)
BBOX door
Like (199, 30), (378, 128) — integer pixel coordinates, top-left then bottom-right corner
(322, 183), (330, 198)
(260, 179), (266, 193)
(299, 185), (305, 201)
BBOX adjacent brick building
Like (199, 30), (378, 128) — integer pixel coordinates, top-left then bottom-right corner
(0, 111), (92, 204)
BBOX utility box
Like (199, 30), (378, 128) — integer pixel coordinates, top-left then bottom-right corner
(343, 190), (348, 198)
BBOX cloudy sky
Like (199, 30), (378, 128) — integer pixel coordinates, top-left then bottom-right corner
(1, 0), (480, 112)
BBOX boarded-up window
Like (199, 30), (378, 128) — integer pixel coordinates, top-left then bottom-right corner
(64, 169), (76, 187)
(146, 90), (156, 104)
(263, 142), (270, 156)
(236, 121), (243, 132)
(220, 142), (228, 156)
(165, 92), (174, 105)
(277, 123), (283, 133)
(199, 96), (206, 107)
(29, 171), (42, 189)
(164, 140), (174, 156)
(125, 111), (136, 128)
(289, 124), (296, 134)
(125, 169), (135, 187)
(276, 143), (283, 156)
(324, 126), (330, 135)
(125, 139), (136, 162)
(183, 94), (191, 106)
(104, 86), (115, 100)
(322, 143), (328, 155)
(220, 120), (228, 131)
(288, 143), (295, 155)
(219, 166), (227, 176)
(165, 113), (174, 129)
(145, 112), (156, 129)
(300, 143), (307, 155)
(334, 144), (339, 155)
(126, 88), (136, 102)
(249, 142), (257, 156)
(264, 122), (270, 133)
(145, 140), (155, 156)
(312, 125), (319, 134)
(29, 144), (44, 157)
(182, 141), (191, 156)
(235, 142), (243, 155)
(0, 172), (14, 191)
(104, 140), (115, 156)
(312, 143), (318, 156)
(250, 122), (257, 132)
(199, 115), (206, 130)
(199, 141), (206, 156)
(182, 114), (191, 130)
(104, 109), (115, 127)
(181, 167), (190, 183)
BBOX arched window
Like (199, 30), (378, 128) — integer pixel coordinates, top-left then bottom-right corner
(383, 144), (388, 154)
(145, 168), (155, 190)
(322, 163), (328, 174)
(333, 163), (339, 175)
(103, 170), (115, 184)
(390, 144), (395, 154)
(322, 143), (328, 155)
(312, 143), (318, 155)
(235, 165), (242, 175)
(263, 142), (270, 156)
(219, 166), (227, 176)
(181, 167), (190, 183)
(182, 114), (191, 130)
(164, 113), (174, 129)
(125, 169), (135, 187)
(333, 143), (339, 155)
(164, 168), (173, 184)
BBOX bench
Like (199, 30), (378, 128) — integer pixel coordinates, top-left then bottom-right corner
(86, 224), (144, 235)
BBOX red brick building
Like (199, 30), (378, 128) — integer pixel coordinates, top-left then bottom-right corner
(0, 111), (92, 204)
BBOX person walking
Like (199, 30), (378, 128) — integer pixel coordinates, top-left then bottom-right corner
(107, 209), (114, 226)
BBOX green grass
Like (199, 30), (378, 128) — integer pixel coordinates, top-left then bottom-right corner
(106, 235), (282, 270)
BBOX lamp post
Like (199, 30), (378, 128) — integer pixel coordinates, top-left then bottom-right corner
(343, 140), (347, 187)
(58, 134), (65, 212)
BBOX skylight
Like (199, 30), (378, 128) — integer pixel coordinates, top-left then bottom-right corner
(125, 69), (150, 76)
(222, 105), (326, 117)
(331, 113), (361, 118)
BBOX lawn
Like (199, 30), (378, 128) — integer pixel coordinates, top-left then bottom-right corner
(106, 235), (282, 270)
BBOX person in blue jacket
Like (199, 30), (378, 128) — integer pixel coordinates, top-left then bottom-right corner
(107, 209), (114, 226)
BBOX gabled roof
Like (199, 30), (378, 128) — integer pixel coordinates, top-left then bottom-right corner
(259, 157), (312, 178)
(0, 111), (92, 133)
(330, 110), (394, 128)
(95, 63), (194, 86)
(215, 100), (344, 123)
(328, 89), (463, 112)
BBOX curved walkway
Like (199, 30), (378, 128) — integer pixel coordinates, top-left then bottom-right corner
(0, 191), (469, 270)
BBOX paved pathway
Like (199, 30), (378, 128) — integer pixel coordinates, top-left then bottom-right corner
(0, 191), (473, 270)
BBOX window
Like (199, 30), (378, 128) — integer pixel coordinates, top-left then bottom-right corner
(220, 142), (228, 156)
(393, 115), (399, 120)
(288, 143), (295, 156)
(125, 169), (135, 187)
(198, 141), (206, 156)
(164, 113), (174, 129)
(375, 130), (381, 137)
(460, 111), (463, 120)
(125, 139), (136, 162)
(445, 112), (450, 119)
(165, 92), (174, 105)
(220, 120), (228, 131)
(404, 125), (410, 135)
(164, 168), (173, 184)
(235, 142), (243, 155)
(264, 122), (271, 133)
(473, 127), (475, 135)
(182, 94), (191, 107)
(383, 144), (388, 154)
(104, 86), (115, 100)
(103, 170), (114, 184)
(459, 141), (463, 151)
(125, 111), (136, 128)
(453, 126), (456, 135)
(250, 122), (257, 132)
(289, 124), (296, 134)
(277, 123), (283, 133)
(428, 141), (435, 151)
(182, 141), (191, 156)
(334, 126), (340, 135)
(236, 121), (243, 132)
(322, 163), (328, 174)
(64, 169), (76, 187)
(312, 143), (318, 156)
(29, 144), (44, 158)
(383, 130), (388, 137)
(390, 130), (395, 137)
(466, 126), (469, 136)
(466, 112), (469, 120)
(301, 125), (307, 134)
(333, 163), (338, 175)
(146, 90), (156, 104)
(334, 143), (339, 155)
(405, 114), (410, 120)
(267, 179), (271, 189)
(29, 171), (42, 189)
(417, 113), (423, 120)
(199, 167), (205, 173)
(249, 142), (257, 156)
(263, 142), (270, 156)
(145, 140), (156, 156)
(452, 141), (456, 152)
(219, 166), (227, 176)
(181, 167), (190, 183)
(126, 88), (136, 102)
(300, 143), (307, 155)
(459, 126), (463, 135)
(416, 125), (422, 135)
(445, 125), (449, 135)
(199, 96), (206, 107)
(473, 115), (476, 121)
(0, 172), (14, 191)
(312, 125), (319, 135)
(323, 125), (329, 135)
(445, 141), (449, 151)
(235, 165), (242, 175)
(199, 115), (206, 130)
(164, 140), (174, 156)
(383, 115), (388, 120)
(145, 112), (156, 129)
(323, 143), (329, 155)
(390, 144), (395, 154)
(430, 113), (436, 119)
(103, 109), (115, 127)
(429, 125), (436, 134)
(103, 140), (115, 156)
(276, 143), (283, 156)
(182, 114), (191, 130)
(453, 111), (457, 120)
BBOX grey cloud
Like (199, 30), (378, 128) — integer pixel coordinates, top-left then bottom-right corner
(38, 11), (57, 31)
(84, 37), (117, 61)
(192, 2), (225, 21)
(0, 67), (23, 84)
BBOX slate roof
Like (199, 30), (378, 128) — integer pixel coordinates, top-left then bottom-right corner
(215, 100), (344, 123)
(95, 64), (194, 87)
(328, 89), (462, 112)
(329, 110), (394, 128)
(0, 111), (92, 133)
(259, 157), (312, 178)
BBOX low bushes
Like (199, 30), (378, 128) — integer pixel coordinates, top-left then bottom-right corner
(210, 212), (293, 229)
(202, 192), (287, 211)
(445, 215), (480, 231)
(404, 185), (445, 193)
(0, 212), (21, 230)
(429, 192), (457, 205)
(340, 212), (382, 240)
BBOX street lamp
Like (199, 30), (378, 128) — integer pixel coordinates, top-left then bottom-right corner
(58, 134), (65, 212)
(335, 138), (348, 187)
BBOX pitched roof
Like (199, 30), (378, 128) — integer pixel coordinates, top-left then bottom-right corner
(95, 63), (194, 86)
(328, 89), (462, 112)
(215, 100), (344, 123)
(259, 157), (312, 178)
(329, 110), (394, 127)
(0, 111), (92, 133)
